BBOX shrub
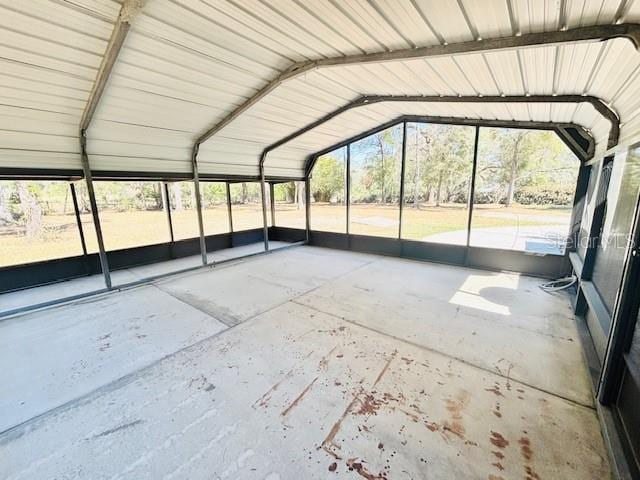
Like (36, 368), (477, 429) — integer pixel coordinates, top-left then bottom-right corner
(514, 186), (574, 206)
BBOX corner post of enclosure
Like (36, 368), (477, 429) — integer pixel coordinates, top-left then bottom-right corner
(70, 183), (87, 256)
(259, 152), (270, 252)
(398, 121), (407, 240)
(191, 143), (207, 265)
(466, 126), (480, 252)
(80, 130), (111, 288)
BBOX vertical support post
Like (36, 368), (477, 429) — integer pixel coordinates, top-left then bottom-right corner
(70, 182), (87, 256)
(260, 153), (270, 252)
(346, 144), (351, 236)
(191, 143), (207, 265)
(80, 131), (111, 288)
(269, 182), (276, 227)
(466, 126), (480, 249)
(305, 177), (311, 243)
(226, 181), (233, 233)
(398, 121), (407, 240)
(567, 163), (591, 253)
(76, 0), (145, 287)
(163, 182), (175, 243)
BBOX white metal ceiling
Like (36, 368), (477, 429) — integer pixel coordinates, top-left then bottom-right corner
(1, 0), (640, 178)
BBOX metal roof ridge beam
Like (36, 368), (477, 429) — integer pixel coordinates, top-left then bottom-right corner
(307, 23), (640, 68)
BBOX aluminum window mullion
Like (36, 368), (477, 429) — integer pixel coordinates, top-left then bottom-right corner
(467, 126), (480, 249)
(399, 121), (407, 240)
(70, 182), (88, 256)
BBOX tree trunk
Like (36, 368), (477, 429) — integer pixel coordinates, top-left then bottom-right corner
(0, 183), (12, 225)
(505, 136), (522, 207)
(436, 172), (443, 207)
(241, 183), (247, 204)
(413, 126), (420, 209)
(378, 138), (385, 204)
(297, 183), (304, 210)
(63, 187), (69, 214)
(173, 183), (183, 211)
(17, 183), (42, 238)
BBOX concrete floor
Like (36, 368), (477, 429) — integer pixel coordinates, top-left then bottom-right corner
(0, 246), (610, 479)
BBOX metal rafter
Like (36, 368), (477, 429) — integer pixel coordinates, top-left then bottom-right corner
(195, 23), (638, 149)
(79, 0), (145, 289)
(258, 94), (614, 177)
(80, 0), (145, 132)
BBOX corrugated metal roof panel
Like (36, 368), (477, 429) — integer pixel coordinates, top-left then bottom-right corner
(0, 0), (117, 172)
(461, 0), (514, 38)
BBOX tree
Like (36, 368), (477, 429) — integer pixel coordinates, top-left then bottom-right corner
(202, 182), (225, 207)
(405, 124), (473, 207)
(311, 155), (344, 202)
(504, 132), (525, 207)
(476, 128), (576, 206)
(17, 182), (42, 238)
(0, 182), (14, 226)
(172, 183), (183, 211)
(355, 126), (401, 204)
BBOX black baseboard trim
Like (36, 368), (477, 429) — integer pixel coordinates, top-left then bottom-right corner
(308, 231), (569, 278)
(574, 312), (634, 480)
(0, 228), (294, 293)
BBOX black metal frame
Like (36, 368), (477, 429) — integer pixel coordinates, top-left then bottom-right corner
(306, 115), (595, 178)
(307, 116), (578, 266)
(69, 183), (88, 256)
(255, 96), (609, 180)
(308, 231), (568, 279)
(466, 126), (481, 252)
(398, 121), (407, 239)
(565, 141), (640, 479)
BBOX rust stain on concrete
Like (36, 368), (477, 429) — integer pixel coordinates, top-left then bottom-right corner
(253, 349), (314, 408)
(485, 386), (504, 397)
(489, 431), (509, 448)
(442, 390), (470, 440)
(346, 458), (388, 480)
(373, 350), (397, 387)
(321, 387), (364, 458)
(319, 345), (339, 370)
(519, 436), (533, 461)
(281, 376), (319, 417)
